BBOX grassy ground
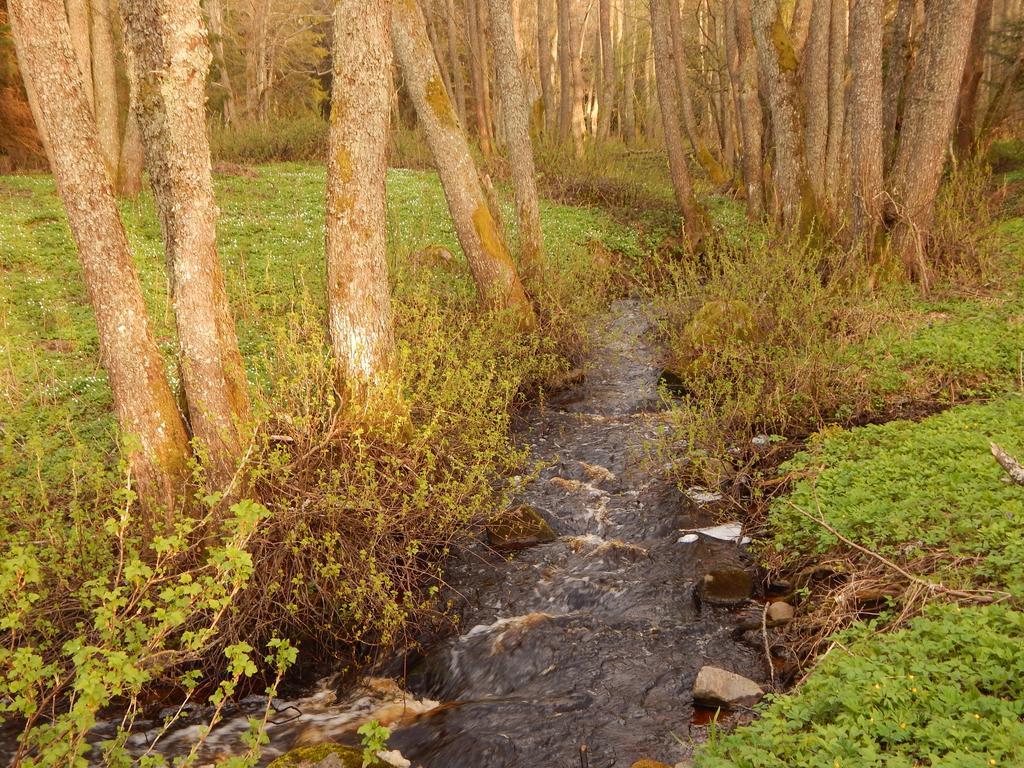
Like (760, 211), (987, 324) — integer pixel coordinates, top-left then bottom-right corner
(684, 147), (1024, 766)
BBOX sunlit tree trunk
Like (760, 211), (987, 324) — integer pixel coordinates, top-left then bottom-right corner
(537, 0), (556, 136)
(90, 0), (119, 180)
(120, 0), (252, 486)
(888, 0), (979, 287)
(487, 0), (546, 275)
(392, 0), (536, 326)
(650, 0), (706, 249)
(751, 0), (809, 227)
(66, 0), (94, 108)
(117, 66), (145, 196)
(729, 0), (764, 218)
(955, 0), (994, 158)
(597, 0), (614, 140)
(326, 0), (398, 400)
(621, 0), (637, 143)
(848, 0), (883, 246)
(882, 0), (915, 173)
(467, 0), (494, 156)
(8, 0), (190, 513)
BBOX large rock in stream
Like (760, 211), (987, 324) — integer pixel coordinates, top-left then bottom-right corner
(692, 666), (764, 708)
(486, 505), (557, 549)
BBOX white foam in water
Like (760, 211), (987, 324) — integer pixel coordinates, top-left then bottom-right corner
(679, 522), (752, 545)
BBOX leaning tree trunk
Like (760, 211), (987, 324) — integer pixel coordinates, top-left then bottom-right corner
(487, 0), (546, 276)
(955, 0), (994, 158)
(730, 0), (764, 219)
(120, 0), (252, 487)
(326, 0), (398, 399)
(888, 0), (980, 288)
(848, 0), (884, 247)
(751, 0), (811, 228)
(650, 0), (707, 249)
(392, 0), (536, 326)
(8, 0), (191, 514)
(90, 0), (120, 181)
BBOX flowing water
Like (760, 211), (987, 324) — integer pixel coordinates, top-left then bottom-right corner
(4, 301), (769, 767)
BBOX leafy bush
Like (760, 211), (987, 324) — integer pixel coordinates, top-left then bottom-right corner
(696, 604), (1024, 768)
(211, 115), (328, 163)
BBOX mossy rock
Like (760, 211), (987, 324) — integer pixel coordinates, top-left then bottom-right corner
(268, 744), (363, 768)
(630, 760), (674, 768)
(669, 299), (761, 381)
(486, 504), (557, 549)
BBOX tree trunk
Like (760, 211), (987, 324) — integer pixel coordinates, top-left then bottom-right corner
(392, 0), (537, 325)
(750, 0), (809, 227)
(650, 0), (706, 248)
(326, 0), (398, 399)
(8, 0), (190, 513)
(537, 0), (556, 136)
(888, 0), (979, 287)
(206, 0), (237, 125)
(467, 0), (494, 156)
(446, 0), (468, 128)
(848, 0), (883, 246)
(120, 0), (252, 486)
(729, 0), (763, 218)
(597, 0), (614, 140)
(955, 0), (994, 158)
(621, 0), (637, 142)
(789, 0), (813, 58)
(801, 0), (829, 202)
(90, 0), (120, 180)
(66, 0), (94, 108)
(117, 66), (145, 196)
(881, 0), (915, 173)
(487, 0), (546, 275)
(823, 0), (847, 204)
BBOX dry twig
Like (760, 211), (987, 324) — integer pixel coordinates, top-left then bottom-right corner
(991, 442), (1024, 485)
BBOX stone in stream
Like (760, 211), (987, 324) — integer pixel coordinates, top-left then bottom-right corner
(268, 745), (362, 768)
(692, 666), (764, 708)
(486, 504), (556, 549)
(695, 568), (755, 607)
(767, 601), (795, 623)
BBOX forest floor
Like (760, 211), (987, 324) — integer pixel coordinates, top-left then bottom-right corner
(1, 144), (1023, 766)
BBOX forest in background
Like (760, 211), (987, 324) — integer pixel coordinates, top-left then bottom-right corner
(1, 0), (1024, 765)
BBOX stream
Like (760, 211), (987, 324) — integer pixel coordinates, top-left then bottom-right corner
(6, 300), (769, 767)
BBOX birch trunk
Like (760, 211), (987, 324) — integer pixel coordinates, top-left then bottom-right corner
(848, 0), (883, 246)
(120, 0), (252, 486)
(888, 0), (979, 286)
(392, 0), (537, 326)
(8, 0), (190, 513)
(90, 0), (120, 180)
(326, 0), (398, 398)
(487, 0), (546, 275)
(650, 0), (706, 248)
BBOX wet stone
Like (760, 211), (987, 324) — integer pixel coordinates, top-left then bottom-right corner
(695, 568), (755, 607)
(767, 601), (795, 623)
(692, 666), (764, 709)
(486, 505), (557, 549)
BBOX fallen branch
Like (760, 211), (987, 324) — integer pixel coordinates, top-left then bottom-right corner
(991, 442), (1024, 486)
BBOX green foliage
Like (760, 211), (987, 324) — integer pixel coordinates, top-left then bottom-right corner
(696, 604), (1024, 768)
(357, 720), (391, 767)
(768, 397), (1024, 594)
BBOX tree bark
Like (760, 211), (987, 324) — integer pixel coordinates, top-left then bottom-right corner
(823, 0), (847, 203)
(392, 0), (537, 325)
(8, 0), (190, 513)
(597, 0), (614, 140)
(650, 0), (706, 248)
(801, 0), (829, 202)
(467, 0), (494, 156)
(881, 0), (915, 173)
(487, 0), (546, 275)
(326, 0), (398, 398)
(848, 0), (883, 246)
(206, 0), (237, 125)
(955, 0), (994, 158)
(117, 63), (145, 196)
(446, 0), (468, 128)
(90, 0), (120, 180)
(750, 0), (809, 227)
(730, 0), (764, 218)
(66, 0), (94, 108)
(888, 0), (979, 287)
(537, 0), (556, 137)
(120, 0), (252, 486)
(621, 0), (637, 142)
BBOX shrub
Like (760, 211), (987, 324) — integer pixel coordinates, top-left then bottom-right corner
(211, 115), (328, 164)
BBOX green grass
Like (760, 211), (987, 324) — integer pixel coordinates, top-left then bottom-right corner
(0, 164), (638, 504)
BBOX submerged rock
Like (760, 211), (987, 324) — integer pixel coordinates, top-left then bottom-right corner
(486, 505), (557, 549)
(695, 568), (755, 607)
(692, 666), (764, 708)
(268, 744), (362, 768)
